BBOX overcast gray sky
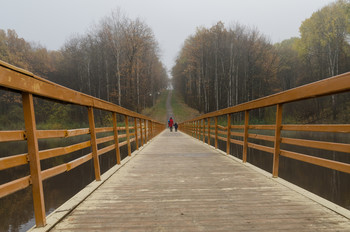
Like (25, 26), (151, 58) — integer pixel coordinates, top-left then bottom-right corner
(0, 0), (334, 74)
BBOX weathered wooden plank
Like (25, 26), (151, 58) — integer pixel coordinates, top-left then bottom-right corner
(67, 154), (92, 171)
(0, 60), (162, 124)
(249, 125), (275, 130)
(282, 124), (350, 133)
(280, 150), (350, 174)
(0, 130), (25, 142)
(0, 176), (30, 198)
(41, 164), (67, 180)
(95, 127), (113, 133)
(49, 131), (350, 232)
(248, 142), (274, 154)
(97, 144), (116, 156)
(39, 141), (91, 160)
(248, 133), (274, 141)
(0, 153), (28, 170)
(186, 71), (350, 121)
(282, 137), (350, 153)
(96, 135), (114, 145)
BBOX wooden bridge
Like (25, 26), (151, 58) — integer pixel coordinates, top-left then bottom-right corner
(0, 60), (350, 231)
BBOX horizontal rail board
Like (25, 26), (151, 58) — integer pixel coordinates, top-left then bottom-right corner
(36, 129), (90, 139)
(280, 150), (350, 174)
(118, 134), (127, 139)
(39, 141), (91, 160)
(41, 164), (67, 180)
(97, 144), (116, 156)
(281, 137), (350, 153)
(248, 142), (274, 154)
(248, 125), (275, 130)
(231, 125), (244, 129)
(0, 130), (25, 142)
(119, 140), (128, 147)
(230, 138), (244, 146)
(282, 124), (350, 133)
(218, 136), (227, 142)
(248, 133), (275, 142)
(67, 153), (92, 171)
(96, 135), (114, 145)
(95, 127), (113, 133)
(231, 132), (244, 137)
(0, 60), (162, 124)
(0, 176), (31, 198)
(187, 72), (350, 121)
(0, 153), (28, 171)
(217, 125), (226, 130)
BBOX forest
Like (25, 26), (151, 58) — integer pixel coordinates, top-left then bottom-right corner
(172, 0), (350, 123)
(0, 10), (168, 129)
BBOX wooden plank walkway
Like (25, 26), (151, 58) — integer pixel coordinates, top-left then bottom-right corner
(50, 130), (350, 231)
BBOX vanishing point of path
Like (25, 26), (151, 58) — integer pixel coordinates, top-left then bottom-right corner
(166, 90), (173, 121)
(51, 131), (350, 231)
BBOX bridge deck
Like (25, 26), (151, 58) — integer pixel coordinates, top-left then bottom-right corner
(50, 131), (349, 231)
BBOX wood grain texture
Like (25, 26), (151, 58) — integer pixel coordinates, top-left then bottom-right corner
(52, 131), (350, 231)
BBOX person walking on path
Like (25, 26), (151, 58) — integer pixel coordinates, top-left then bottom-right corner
(174, 122), (178, 132)
(168, 117), (174, 132)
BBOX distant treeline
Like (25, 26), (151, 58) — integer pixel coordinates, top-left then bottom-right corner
(0, 10), (168, 129)
(172, 0), (350, 123)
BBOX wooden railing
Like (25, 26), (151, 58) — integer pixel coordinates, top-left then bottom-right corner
(179, 72), (350, 177)
(0, 60), (165, 227)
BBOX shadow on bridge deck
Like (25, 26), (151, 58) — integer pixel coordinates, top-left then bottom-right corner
(31, 130), (350, 231)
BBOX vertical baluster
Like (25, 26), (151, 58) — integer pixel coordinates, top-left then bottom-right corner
(227, 114), (231, 155)
(125, 115), (131, 156)
(88, 107), (101, 180)
(140, 118), (144, 146)
(243, 110), (249, 163)
(144, 120), (148, 143)
(207, 118), (211, 146)
(22, 93), (46, 227)
(112, 112), (121, 165)
(202, 119), (205, 143)
(197, 120), (200, 140)
(134, 117), (139, 150)
(273, 104), (283, 177)
(215, 116), (218, 149)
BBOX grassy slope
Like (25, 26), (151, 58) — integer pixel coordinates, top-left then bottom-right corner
(141, 90), (200, 124)
(141, 90), (168, 123)
(171, 90), (200, 123)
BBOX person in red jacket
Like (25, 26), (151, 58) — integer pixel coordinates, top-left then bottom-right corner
(168, 117), (174, 132)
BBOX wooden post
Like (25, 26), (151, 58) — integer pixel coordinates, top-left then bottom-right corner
(150, 121), (153, 139)
(207, 118), (211, 146)
(197, 120), (200, 140)
(192, 122), (194, 137)
(125, 115), (131, 156)
(144, 120), (148, 143)
(202, 119), (205, 143)
(139, 118), (144, 146)
(226, 114), (231, 155)
(112, 112), (121, 165)
(134, 118), (139, 150)
(243, 110), (249, 163)
(215, 116), (218, 149)
(273, 104), (283, 177)
(22, 93), (46, 227)
(88, 107), (101, 181)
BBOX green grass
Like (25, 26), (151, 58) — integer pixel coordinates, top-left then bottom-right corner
(141, 90), (168, 123)
(171, 90), (200, 123)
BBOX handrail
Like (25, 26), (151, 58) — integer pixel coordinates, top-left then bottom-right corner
(183, 72), (350, 122)
(0, 60), (165, 227)
(179, 71), (350, 179)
